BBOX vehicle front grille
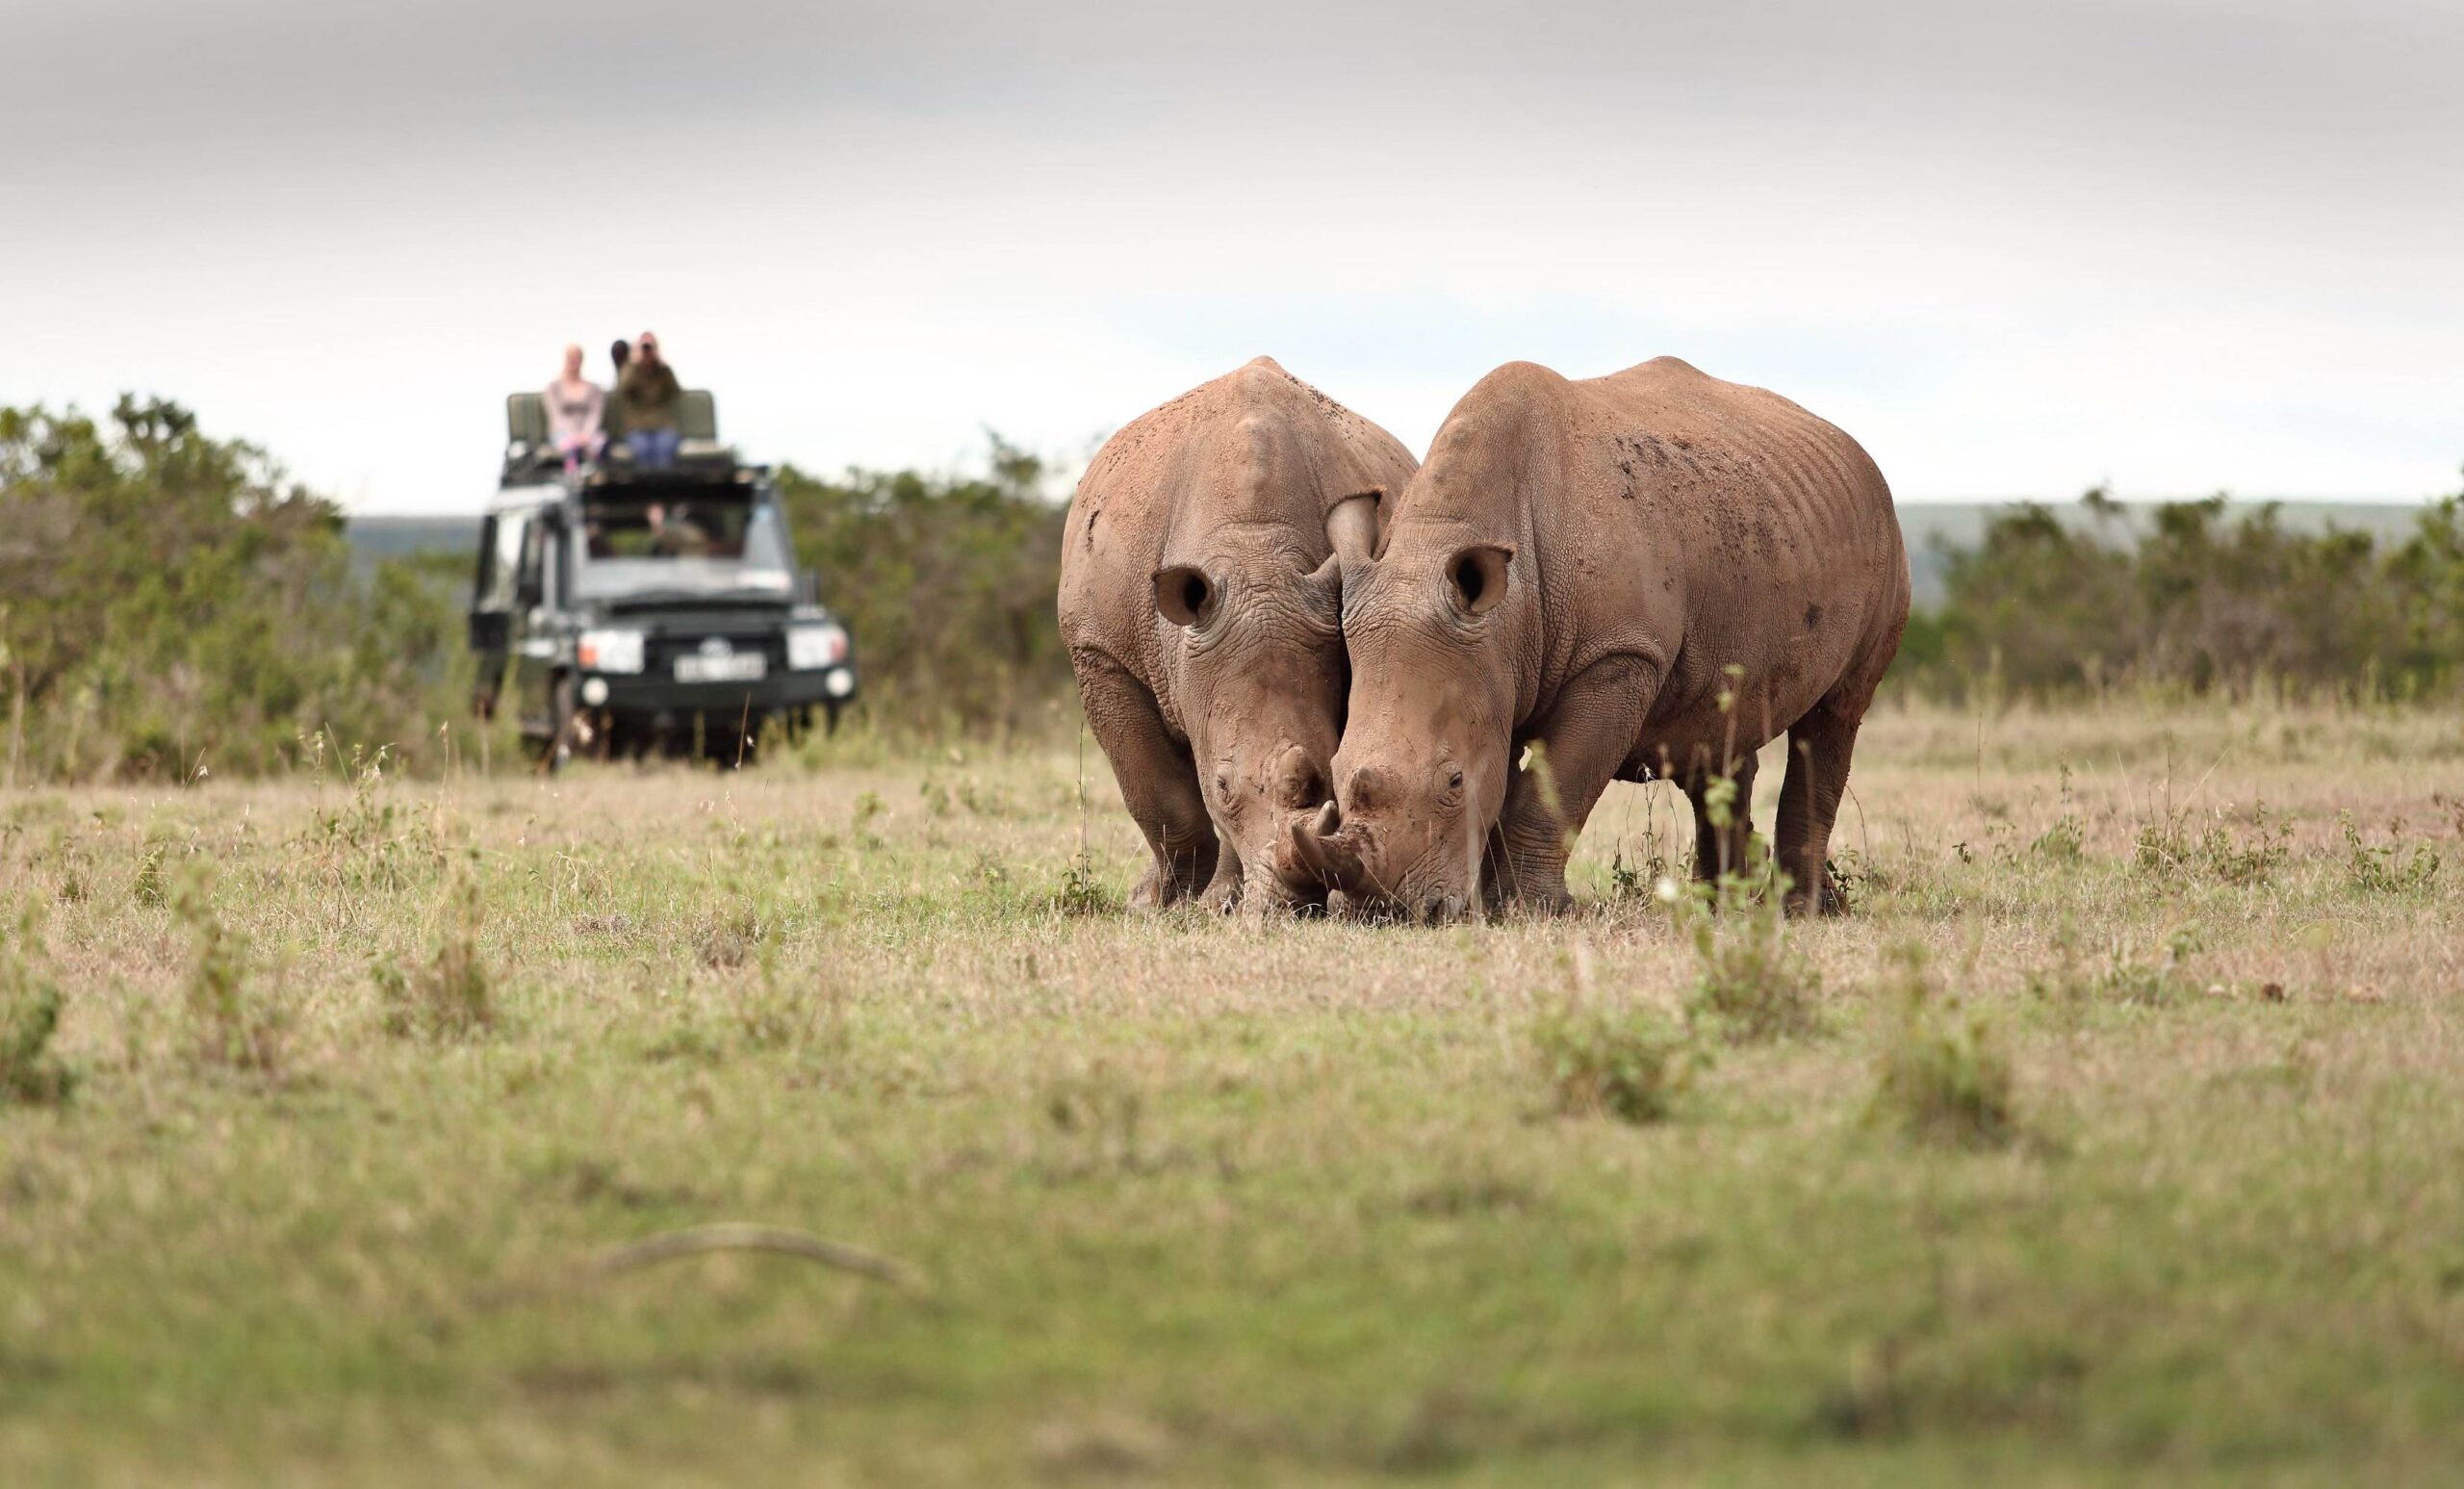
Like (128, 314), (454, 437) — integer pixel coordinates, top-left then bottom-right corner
(643, 629), (787, 677)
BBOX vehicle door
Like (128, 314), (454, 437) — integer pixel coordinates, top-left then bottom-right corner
(468, 513), (513, 717)
(507, 509), (562, 732)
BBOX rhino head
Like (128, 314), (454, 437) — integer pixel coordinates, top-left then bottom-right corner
(1164, 490), (1386, 912)
(1284, 509), (1527, 923)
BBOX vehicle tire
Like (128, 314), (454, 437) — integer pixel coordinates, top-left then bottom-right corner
(824, 703), (844, 736)
(546, 673), (578, 774)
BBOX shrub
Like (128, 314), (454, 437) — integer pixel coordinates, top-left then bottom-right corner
(1677, 860), (1825, 1044)
(1055, 851), (1116, 917)
(694, 904), (767, 970)
(1870, 945), (2019, 1151)
(1532, 1001), (1703, 1124)
(2341, 813), (2440, 894)
(1893, 483), (2464, 702)
(2028, 763), (2086, 863)
(2133, 802), (2290, 886)
(0, 398), (470, 781)
(0, 904), (77, 1106)
(2099, 926), (2203, 1008)
(2026, 924), (2207, 1009)
(171, 864), (285, 1072)
(130, 839), (171, 908)
(374, 856), (493, 1040)
(775, 436), (1070, 737)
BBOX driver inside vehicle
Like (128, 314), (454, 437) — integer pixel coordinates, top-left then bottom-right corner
(645, 501), (712, 557)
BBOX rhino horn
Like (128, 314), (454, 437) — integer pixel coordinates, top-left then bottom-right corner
(1286, 801), (1365, 890)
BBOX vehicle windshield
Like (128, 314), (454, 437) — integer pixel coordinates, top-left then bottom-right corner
(570, 489), (794, 601)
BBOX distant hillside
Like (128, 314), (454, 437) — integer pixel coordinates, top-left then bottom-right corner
(346, 502), (2439, 610)
(347, 516), (479, 568)
(1895, 501), (2426, 606)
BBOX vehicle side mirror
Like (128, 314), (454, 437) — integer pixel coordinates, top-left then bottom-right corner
(468, 611), (509, 653)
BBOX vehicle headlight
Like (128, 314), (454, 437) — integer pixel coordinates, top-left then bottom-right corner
(578, 628), (645, 674)
(787, 623), (849, 671)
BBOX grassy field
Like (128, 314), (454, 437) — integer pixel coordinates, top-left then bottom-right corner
(5, 701), (2464, 1485)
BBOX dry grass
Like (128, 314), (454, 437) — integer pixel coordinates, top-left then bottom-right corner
(3, 697), (2463, 1484)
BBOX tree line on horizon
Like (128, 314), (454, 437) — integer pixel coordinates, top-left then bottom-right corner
(2, 397), (2460, 781)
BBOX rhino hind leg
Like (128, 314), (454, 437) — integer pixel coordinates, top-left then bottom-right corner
(1775, 705), (1861, 916)
(1685, 752), (1759, 886)
(1073, 655), (1219, 911)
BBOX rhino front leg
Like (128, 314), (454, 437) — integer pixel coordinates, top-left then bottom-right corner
(1486, 655), (1659, 914)
(1198, 838), (1244, 914)
(1071, 653), (1219, 910)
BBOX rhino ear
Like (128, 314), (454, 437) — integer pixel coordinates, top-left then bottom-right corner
(1325, 489), (1382, 568)
(1154, 565), (1217, 629)
(1446, 544), (1515, 617)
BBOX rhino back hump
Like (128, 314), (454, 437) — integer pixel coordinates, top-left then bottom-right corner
(1060, 358), (1416, 713)
(1570, 359), (1909, 749)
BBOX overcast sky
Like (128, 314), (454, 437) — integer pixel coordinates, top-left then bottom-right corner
(4, 0), (2459, 511)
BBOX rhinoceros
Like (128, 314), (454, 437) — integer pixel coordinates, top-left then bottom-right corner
(1286, 356), (1908, 919)
(1059, 357), (1417, 912)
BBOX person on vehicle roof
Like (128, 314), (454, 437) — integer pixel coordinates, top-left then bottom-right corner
(545, 344), (605, 474)
(619, 331), (682, 469)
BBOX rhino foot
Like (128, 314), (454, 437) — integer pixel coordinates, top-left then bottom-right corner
(1128, 866), (1178, 912)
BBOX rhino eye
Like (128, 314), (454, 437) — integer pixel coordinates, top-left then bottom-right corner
(1448, 769), (1465, 792)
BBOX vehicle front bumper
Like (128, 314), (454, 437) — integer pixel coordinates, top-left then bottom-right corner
(578, 664), (858, 717)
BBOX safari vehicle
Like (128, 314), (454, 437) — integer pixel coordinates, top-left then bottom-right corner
(467, 390), (858, 767)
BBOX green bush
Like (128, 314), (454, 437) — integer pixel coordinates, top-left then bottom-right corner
(373, 855), (494, 1040)
(2133, 803), (2291, 886)
(0, 904), (77, 1106)
(1677, 860), (1826, 1045)
(0, 398), (471, 781)
(16, 394), (2464, 776)
(2341, 814), (2441, 894)
(1870, 946), (2020, 1151)
(1895, 483), (2464, 703)
(171, 864), (285, 1073)
(776, 436), (1070, 737)
(1532, 1001), (1703, 1124)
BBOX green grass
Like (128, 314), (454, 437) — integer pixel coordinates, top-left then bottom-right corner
(4, 701), (2464, 1484)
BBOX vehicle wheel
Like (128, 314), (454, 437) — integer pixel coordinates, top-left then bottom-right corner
(545, 674), (578, 774)
(824, 703), (844, 736)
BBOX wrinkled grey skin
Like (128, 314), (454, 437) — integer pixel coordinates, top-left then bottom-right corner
(1059, 357), (1417, 912)
(1288, 356), (1909, 920)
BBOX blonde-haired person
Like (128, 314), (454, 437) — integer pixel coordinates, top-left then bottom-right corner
(544, 344), (605, 473)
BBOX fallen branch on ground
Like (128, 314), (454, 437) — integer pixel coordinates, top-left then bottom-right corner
(585, 1223), (917, 1289)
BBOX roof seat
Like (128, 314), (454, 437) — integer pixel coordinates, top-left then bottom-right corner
(504, 388), (720, 448)
(505, 393), (548, 446)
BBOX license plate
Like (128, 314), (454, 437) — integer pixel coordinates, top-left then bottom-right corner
(674, 654), (767, 683)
